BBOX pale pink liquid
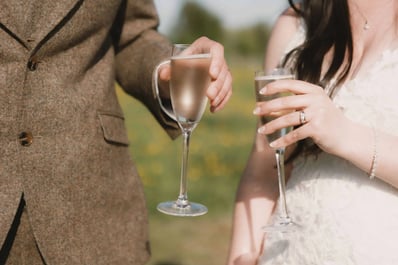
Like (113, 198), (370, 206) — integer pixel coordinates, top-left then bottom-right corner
(170, 54), (211, 129)
(254, 75), (294, 142)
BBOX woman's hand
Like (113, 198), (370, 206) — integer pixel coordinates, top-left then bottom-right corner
(254, 79), (351, 155)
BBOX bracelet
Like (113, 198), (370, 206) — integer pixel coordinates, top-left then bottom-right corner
(369, 127), (378, 180)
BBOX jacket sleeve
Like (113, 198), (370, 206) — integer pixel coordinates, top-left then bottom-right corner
(114, 0), (180, 139)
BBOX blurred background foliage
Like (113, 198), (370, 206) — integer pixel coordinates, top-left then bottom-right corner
(117, 1), (273, 264)
(169, 2), (271, 58)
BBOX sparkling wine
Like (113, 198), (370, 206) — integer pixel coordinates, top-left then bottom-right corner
(170, 54), (211, 129)
(254, 74), (294, 142)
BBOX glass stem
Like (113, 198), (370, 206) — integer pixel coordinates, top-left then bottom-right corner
(176, 130), (191, 208)
(275, 147), (291, 223)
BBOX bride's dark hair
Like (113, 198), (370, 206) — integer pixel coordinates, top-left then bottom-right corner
(287, 0), (353, 86)
(284, 0), (354, 158)
(285, 0), (353, 88)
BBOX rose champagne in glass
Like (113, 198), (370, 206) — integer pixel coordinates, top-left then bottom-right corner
(156, 44), (211, 216)
(255, 68), (298, 232)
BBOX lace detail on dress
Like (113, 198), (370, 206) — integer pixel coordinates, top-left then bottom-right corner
(334, 49), (398, 135)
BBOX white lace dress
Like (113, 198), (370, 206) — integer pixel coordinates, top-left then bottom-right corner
(259, 32), (398, 264)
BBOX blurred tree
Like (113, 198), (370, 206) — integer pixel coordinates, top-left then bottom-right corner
(170, 1), (224, 43)
(227, 22), (271, 57)
(167, 1), (271, 60)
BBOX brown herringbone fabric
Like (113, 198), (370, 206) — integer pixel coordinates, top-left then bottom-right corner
(0, 0), (179, 264)
(2, 198), (46, 265)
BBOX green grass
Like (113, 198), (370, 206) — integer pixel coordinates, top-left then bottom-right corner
(117, 58), (261, 265)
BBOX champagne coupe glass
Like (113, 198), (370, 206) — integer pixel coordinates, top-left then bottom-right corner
(153, 44), (211, 216)
(254, 68), (298, 232)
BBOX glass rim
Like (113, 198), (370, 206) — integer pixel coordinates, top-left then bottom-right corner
(255, 68), (295, 79)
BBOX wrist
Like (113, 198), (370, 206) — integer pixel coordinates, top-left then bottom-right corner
(329, 119), (370, 159)
(332, 120), (375, 175)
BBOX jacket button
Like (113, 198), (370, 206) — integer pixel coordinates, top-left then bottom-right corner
(18, 132), (33, 146)
(27, 57), (39, 71)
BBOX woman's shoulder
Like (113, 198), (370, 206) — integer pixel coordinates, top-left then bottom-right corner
(264, 7), (303, 70)
(274, 7), (300, 33)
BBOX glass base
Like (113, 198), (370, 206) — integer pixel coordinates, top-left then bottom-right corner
(262, 217), (300, 233)
(157, 201), (208, 217)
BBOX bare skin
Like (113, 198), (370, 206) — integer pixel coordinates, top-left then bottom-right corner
(227, 1), (398, 264)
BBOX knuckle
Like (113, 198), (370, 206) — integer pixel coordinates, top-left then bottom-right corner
(290, 129), (300, 141)
(198, 36), (209, 43)
(314, 85), (324, 93)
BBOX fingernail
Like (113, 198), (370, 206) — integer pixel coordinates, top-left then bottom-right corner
(259, 86), (267, 95)
(253, 107), (260, 115)
(257, 126), (265, 134)
(269, 141), (276, 148)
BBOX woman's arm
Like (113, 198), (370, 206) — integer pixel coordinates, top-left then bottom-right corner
(227, 8), (300, 265)
(227, 130), (280, 265)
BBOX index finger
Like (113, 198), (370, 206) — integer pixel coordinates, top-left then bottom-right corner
(190, 37), (224, 78)
(261, 79), (324, 96)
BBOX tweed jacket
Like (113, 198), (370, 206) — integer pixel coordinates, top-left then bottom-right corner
(0, 0), (179, 264)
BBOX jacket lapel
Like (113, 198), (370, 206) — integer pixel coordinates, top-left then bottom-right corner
(0, 0), (82, 50)
(0, 0), (32, 47)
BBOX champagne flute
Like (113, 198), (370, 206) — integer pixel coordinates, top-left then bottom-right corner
(153, 44), (211, 216)
(254, 68), (298, 232)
